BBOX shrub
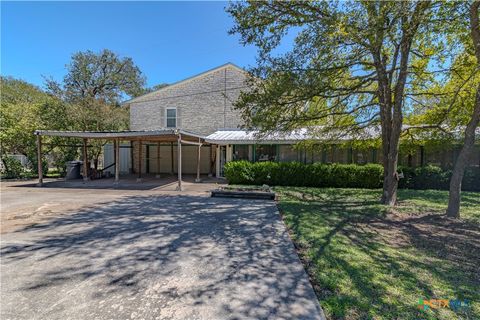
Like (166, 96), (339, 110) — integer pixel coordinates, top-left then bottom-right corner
(224, 161), (383, 189)
(1, 155), (26, 179)
(224, 161), (480, 191)
(463, 167), (480, 191)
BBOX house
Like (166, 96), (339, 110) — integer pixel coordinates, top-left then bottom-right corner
(119, 62), (480, 178)
(121, 62), (246, 178)
(35, 62), (479, 188)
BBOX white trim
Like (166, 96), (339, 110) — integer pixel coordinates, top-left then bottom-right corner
(165, 107), (177, 128)
(123, 63), (247, 105)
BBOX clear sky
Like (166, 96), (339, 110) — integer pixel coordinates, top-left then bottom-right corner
(1, 1), (261, 89)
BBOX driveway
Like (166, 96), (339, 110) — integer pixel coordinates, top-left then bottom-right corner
(0, 186), (324, 319)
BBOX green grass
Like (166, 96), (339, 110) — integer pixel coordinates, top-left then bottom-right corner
(275, 187), (480, 320)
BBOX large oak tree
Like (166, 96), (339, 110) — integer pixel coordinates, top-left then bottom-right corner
(227, 1), (463, 205)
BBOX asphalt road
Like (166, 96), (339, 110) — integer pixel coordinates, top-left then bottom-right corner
(1, 188), (324, 320)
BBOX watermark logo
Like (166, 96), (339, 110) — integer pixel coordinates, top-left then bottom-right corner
(418, 298), (471, 312)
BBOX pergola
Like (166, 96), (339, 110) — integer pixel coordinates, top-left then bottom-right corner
(34, 129), (207, 191)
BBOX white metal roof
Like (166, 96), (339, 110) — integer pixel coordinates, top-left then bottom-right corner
(204, 128), (361, 144)
(205, 125), (480, 145)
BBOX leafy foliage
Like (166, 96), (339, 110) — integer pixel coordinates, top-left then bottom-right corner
(1, 156), (26, 178)
(0, 77), (50, 173)
(227, 1), (469, 205)
(399, 165), (480, 191)
(224, 161), (384, 188)
(225, 161), (480, 191)
(46, 49), (146, 104)
(1, 49), (144, 175)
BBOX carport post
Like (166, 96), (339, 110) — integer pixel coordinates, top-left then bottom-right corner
(170, 142), (174, 175)
(215, 145), (221, 178)
(137, 140), (142, 182)
(195, 138), (202, 183)
(155, 142), (161, 178)
(36, 134), (43, 187)
(114, 139), (120, 183)
(176, 133), (182, 191)
(82, 138), (89, 181)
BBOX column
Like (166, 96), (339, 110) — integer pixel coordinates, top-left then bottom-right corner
(36, 134), (43, 186)
(176, 134), (182, 191)
(137, 140), (142, 182)
(195, 139), (202, 183)
(114, 139), (120, 183)
(156, 142), (161, 178)
(83, 138), (89, 181)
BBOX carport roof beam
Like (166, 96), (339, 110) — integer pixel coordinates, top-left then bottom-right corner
(34, 129), (206, 142)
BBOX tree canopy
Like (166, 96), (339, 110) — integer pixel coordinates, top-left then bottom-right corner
(46, 49), (146, 104)
(227, 0), (471, 205)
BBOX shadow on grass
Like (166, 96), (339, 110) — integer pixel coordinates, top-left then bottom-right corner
(278, 188), (480, 320)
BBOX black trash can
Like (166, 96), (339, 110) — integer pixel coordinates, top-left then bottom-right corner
(65, 161), (82, 180)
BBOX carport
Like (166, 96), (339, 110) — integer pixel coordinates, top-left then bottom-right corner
(34, 129), (206, 191)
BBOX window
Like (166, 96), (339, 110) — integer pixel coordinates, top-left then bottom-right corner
(233, 145), (249, 161)
(166, 108), (177, 128)
(255, 145), (277, 162)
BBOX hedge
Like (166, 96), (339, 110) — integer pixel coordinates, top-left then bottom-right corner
(224, 161), (480, 191)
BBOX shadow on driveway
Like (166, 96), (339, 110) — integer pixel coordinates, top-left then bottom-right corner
(1, 195), (324, 320)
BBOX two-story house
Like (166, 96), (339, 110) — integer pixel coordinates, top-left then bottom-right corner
(122, 63), (247, 178)
(34, 62), (479, 188)
(122, 62), (480, 179)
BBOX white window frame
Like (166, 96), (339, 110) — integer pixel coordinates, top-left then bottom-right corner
(165, 107), (177, 128)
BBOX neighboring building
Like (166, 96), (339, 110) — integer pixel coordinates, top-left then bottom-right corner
(118, 63), (480, 177)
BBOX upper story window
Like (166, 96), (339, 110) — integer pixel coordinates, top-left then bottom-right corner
(166, 107), (177, 128)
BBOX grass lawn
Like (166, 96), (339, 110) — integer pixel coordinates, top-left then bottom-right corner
(275, 187), (479, 320)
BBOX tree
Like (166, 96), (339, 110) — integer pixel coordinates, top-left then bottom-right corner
(46, 49), (146, 104)
(0, 77), (49, 173)
(46, 49), (143, 170)
(142, 83), (169, 94)
(227, 1), (463, 205)
(446, 1), (480, 218)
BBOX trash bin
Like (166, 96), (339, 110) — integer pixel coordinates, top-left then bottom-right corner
(65, 161), (82, 180)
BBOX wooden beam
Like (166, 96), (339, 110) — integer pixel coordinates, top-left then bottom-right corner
(176, 134), (182, 191)
(137, 140), (142, 182)
(114, 139), (120, 183)
(36, 135), (43, 186)
(195, 138), (202, 182)
(82, 138), (89, 181)
(179, 139), (202, 146)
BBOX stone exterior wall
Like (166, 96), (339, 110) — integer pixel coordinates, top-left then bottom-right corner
(129, 64), (247, 136)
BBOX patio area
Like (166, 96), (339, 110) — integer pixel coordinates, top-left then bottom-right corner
(18, 175), (226, 191)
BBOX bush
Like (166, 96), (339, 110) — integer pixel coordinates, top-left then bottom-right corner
(225, 161), (480, 191)
(463, 167), (480, 191)
(224, 161), (383, 189)
(1, 155), (26, 179)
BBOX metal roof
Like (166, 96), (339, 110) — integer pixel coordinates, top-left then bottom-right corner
(34, 129), (205, 140)
(205, 126), (480, 145)
(205, 128), (345, 144)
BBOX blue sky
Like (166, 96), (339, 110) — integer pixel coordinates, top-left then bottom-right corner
(1, 1), (262, 89)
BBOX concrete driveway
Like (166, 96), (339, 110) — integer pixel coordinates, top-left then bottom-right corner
(1, 186), (324, 319)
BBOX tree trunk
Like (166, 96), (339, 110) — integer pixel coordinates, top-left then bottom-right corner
(446, 1), (480, 218)
(382, 151), (400, 205)
(446, 85), (480, 217)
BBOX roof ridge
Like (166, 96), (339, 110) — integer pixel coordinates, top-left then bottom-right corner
(123, 62), (245, 105)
